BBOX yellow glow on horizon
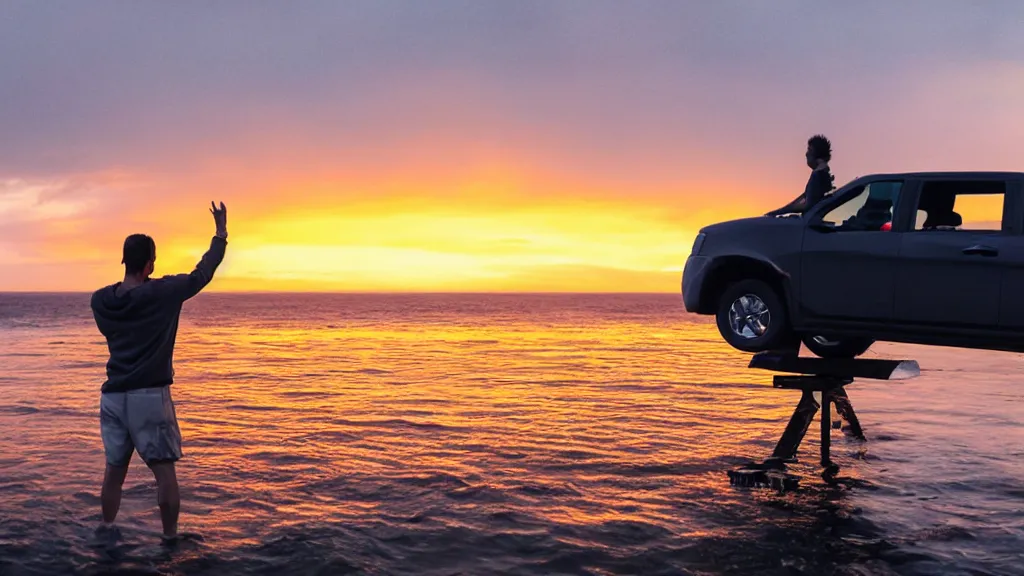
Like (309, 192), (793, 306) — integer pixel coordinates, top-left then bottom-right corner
(0, 169), (755, 292)
(197, 202), (696, 292)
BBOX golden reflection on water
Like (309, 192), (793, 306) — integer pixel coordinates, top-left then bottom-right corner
(4, 300), (780, 522)
(1, 294), (1021, 574)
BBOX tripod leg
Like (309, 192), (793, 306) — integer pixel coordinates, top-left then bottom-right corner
(770, 390), (820, 461)
(831, 386), (865, 440)
(820, 389), (832, 467)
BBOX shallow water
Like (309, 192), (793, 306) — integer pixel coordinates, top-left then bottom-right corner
(0, 293), (1021, 575)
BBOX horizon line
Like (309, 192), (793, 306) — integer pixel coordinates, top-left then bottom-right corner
(0, 289), (680, 296)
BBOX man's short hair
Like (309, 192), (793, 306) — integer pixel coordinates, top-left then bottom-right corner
(808, 134), (832, 162)
(122, 234), (155, 274)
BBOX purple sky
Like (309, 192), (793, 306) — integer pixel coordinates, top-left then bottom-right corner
(3, 1), (1022, 179)
(1, 1), (1022, 290)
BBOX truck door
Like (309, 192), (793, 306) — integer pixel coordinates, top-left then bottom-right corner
(800, 180), (905, 322)
(995, 179), (1024, 329)
(893, 179), (1007, 328)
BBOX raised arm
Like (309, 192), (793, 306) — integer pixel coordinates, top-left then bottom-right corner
(153, 202), (229, 302)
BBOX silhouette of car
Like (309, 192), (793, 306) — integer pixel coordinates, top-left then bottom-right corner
(682, 171), (1024, 358)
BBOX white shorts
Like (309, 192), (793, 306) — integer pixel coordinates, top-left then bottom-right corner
(99, 386), (182, 467)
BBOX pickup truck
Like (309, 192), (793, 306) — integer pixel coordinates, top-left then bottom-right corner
(681, 171), (1024, 358)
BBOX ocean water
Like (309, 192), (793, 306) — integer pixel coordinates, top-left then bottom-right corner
(0, 292), (1021, 576)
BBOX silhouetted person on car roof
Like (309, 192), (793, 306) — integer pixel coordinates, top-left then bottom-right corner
(765, 134), (835, 217)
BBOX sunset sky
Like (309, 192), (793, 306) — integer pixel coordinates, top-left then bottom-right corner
(2, 1), (1022, 292)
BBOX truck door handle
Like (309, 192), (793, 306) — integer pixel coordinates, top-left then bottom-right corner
(962, 244), (998, 257)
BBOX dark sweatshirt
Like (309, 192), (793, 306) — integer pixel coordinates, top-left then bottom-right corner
(765, 167), (835, 216)
(91, 236), (227, 393)
(802, 167), (835, 210)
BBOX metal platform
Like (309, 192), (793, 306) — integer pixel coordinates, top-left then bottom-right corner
(728, 351), (920, 490)
(748, 352), (920, 381)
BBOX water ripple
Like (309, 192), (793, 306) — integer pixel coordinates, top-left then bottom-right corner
(0, 293), (1021, 575)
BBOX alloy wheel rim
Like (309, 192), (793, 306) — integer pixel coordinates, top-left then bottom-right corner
(727, 294), (770, 339)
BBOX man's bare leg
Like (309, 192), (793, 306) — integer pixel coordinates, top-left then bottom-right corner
(148, 461), (180, 539)
(101, 463), (130, 524)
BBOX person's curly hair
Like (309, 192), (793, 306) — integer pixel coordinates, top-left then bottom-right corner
(807, 134), (832, 162)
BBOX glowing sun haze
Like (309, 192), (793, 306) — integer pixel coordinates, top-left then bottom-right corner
(2, 1), (1022, 292)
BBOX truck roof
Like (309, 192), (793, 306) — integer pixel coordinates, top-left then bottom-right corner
(861, 171), (1024, 180)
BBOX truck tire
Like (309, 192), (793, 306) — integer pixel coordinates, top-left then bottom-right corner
(802, 335), (874, 359)
(715, 279), (792, 353)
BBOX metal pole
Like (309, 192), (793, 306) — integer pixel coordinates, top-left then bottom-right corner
(820, 389), (831, 467)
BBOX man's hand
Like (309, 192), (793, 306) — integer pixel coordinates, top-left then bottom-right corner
(210, 201), (228, 239)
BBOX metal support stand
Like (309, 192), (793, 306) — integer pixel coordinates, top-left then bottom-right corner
(831, 386), (864, 441)
(727, 352), (918, 491)
(771, 389), (821, 461)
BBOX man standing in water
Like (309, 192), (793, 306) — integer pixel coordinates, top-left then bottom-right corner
(765, 134), (835, 216)
(91, 202), (228, 543)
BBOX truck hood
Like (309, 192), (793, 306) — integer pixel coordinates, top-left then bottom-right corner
(699, 215), (802, 236)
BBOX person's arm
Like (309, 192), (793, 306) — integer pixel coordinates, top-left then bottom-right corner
(153, 202), (229, 302)
(766, 170), (833, 217)
(765, 193), (808, 217)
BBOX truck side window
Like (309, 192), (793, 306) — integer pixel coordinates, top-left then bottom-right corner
(912, 180), (1005, 232)
(819, 181), (903, 231)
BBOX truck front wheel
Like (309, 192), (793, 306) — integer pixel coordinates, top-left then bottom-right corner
(715, 279), (793, 353)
